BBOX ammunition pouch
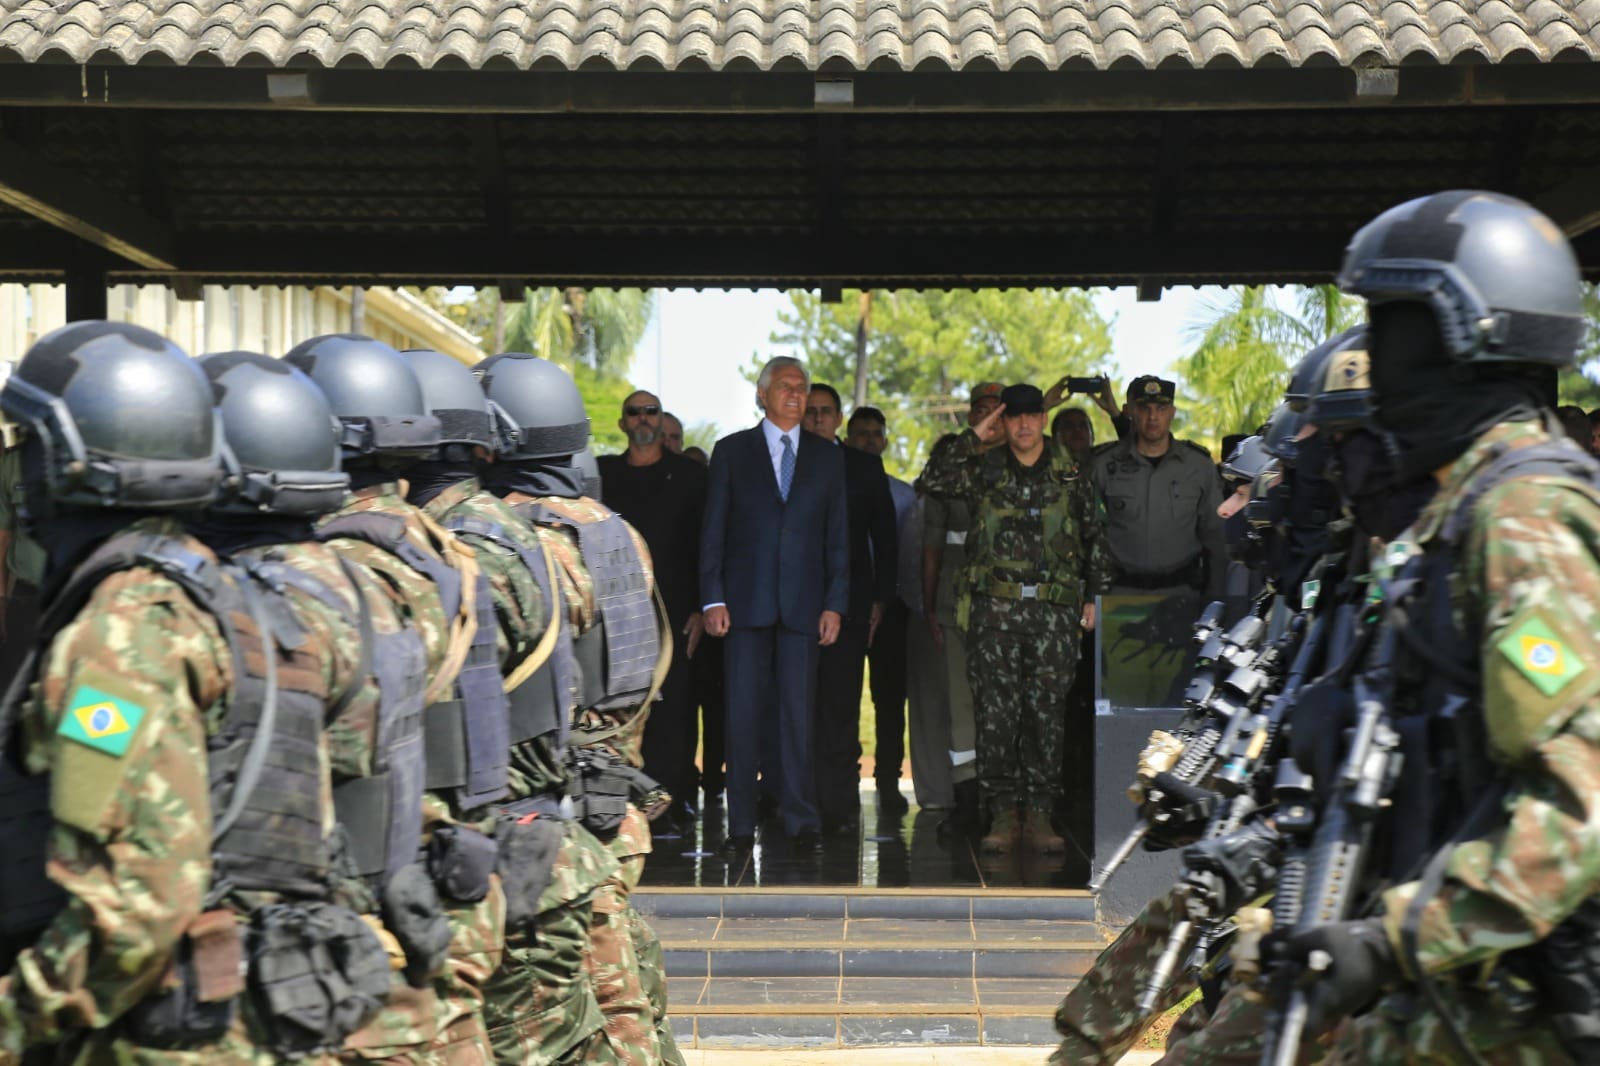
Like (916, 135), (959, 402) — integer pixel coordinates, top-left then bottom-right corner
(125, 910), (244, 1046)
(1528, 899), (1600, 1062)
(494, 799), (567, 935)
(380, 863), (452, 989)
(427, 824), (498, 904)
(566, 747), (639, 839)
(0, 760), (66, 969)
(247, 902), (391, 1056)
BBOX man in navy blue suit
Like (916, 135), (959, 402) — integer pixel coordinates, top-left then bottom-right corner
(701, 356), (850, 851)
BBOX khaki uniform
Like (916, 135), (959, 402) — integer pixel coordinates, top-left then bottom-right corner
(1089, 436), (1225, 598)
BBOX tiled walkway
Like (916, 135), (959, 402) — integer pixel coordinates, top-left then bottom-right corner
(642, 784), (1094, 890)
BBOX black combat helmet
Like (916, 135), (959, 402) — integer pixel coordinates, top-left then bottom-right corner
(475, 352), (590, 461)
(1337, 191), (1584, 368)
(1221, 435), (1273, 489)
(398, 348), (516, 459)
(1260, 402), (1306, 466)
(1304, 329), (1377, 434)
(0, 321), (224, 517)
(283, 334), (441, 459)
(1284, 324), (1365, 412)
(199, 351), (348, 516)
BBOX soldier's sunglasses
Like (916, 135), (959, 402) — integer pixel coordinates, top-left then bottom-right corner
(624, 404), (661, 416)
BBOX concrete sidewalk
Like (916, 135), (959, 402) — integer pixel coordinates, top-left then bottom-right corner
(688, 1049), (1162, 1065)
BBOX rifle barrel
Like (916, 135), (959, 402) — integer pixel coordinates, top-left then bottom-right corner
(1089, 821), (1149, 893)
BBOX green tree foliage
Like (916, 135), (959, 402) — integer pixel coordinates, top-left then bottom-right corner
(1174, 285), (1363, 452)
(504, 287), (653, 377)
(1558, 283), (1600, 411)
(762, 288), (1113, 478)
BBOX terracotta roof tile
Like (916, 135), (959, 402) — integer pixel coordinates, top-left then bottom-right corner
(0, 0), (1594, 70)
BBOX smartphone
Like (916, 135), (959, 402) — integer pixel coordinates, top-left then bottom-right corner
(1066, 376), (1106, 395)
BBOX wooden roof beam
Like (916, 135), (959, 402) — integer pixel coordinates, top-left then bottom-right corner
(1532, 164), (1600, 238)
(0, 134), (177, 270)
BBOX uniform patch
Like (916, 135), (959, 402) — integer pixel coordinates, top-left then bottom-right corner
(1497, 617), (1583, 697)
(59, 685), (146, 757)
(1301, 579), (1321, 611)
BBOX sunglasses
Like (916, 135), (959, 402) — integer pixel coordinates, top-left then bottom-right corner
(624, 404), (661, 417)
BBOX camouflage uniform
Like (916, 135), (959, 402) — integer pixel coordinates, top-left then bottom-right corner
(921, 430), (1114, 816)
(319, 483), (484, 1065)
(0, 519), (365, 1066)
(420, 478), (622, 1066)
(503, 490), (682, 1066)
(1322, 421), (1600, 1065)
(922, 433), (980, 790)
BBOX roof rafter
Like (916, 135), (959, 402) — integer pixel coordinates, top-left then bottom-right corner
(0, 135), (177, 270)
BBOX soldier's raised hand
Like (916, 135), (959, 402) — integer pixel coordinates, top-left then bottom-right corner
(974, 402), (1006, 444)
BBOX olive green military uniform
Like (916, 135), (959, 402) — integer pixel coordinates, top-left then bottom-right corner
(420, 477), (622, 1066)
(922, 430), (1115, 818)
(0, 520), (374, 1066)
(1088, 435), (1225, 598)
(504, 489), (681, 1066)
(922, 433), (981, 791)
(320, 483), (487, 1065)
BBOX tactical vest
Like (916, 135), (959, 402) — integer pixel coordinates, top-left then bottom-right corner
(0, 532), (336, 957)
(443, 515), (576, 764)
(514, 501), (660, 715)
(958, 446), (1086, 626)
(314, 512), (442, 884)
(1381, 435), (1600, 1060)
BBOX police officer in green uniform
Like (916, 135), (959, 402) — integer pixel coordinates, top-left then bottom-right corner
(922, 383), (1115, 855)
(1088, 376), (1225, 599)
(921, 382), (1004, 836)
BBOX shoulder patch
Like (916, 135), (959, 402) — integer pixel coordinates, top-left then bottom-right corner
(1179, 439), (1214, 460)
(59, 684), (147, 757)
(1497, 616), (1583, 697)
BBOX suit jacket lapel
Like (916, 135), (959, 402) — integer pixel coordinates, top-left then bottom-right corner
(751, 423), (782, 502)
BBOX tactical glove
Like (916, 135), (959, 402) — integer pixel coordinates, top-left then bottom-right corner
(1287, 918), (1399, 1034)
(1181, 818), (1283, 915)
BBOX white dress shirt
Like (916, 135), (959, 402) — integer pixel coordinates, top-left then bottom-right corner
(761, 418), (802, 488)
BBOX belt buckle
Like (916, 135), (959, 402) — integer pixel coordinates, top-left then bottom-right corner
(1020, 584), (1038, 600)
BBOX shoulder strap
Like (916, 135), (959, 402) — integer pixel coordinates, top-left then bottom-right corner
(1441, 439), (1600, 548)
(445, 516), (563, 691)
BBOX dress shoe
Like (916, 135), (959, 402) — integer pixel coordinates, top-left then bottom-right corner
(791, 830), (823, 852)
(822, 814), (860, 837)
(877, 785), (910, 816)
(721, 834), (755, 854)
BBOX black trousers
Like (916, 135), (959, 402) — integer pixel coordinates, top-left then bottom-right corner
(694, 633), (726, 796)
(640, 613), (697, 811)
(868, 599), (909, 788)
(725, 624), (820, 837)
(812, 616), (870, 823)
(0, 582), (40, 693)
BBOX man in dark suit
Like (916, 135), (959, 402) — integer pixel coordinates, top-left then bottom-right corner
(802, 384), (898, 834)
(701, 356), (850, 851)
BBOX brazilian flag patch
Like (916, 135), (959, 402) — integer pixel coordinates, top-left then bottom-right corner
(58, 685), (146, 757)
(1497, 617), (1583, 698)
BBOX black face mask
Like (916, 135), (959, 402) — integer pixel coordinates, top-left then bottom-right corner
(1330, 430), (1438, 542)
(1369, 303), (1547, 480)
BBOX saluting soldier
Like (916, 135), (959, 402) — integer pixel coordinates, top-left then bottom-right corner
(922, 383), (1114, 855)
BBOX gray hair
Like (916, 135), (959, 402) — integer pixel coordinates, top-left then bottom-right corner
(756, 355), (808, 392)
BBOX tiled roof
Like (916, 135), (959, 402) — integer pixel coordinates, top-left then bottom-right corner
(1, 0), (1597, 72)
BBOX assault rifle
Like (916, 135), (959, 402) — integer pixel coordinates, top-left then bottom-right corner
(1256, 617), (1403, 1066)
(1091, 594), (1282, 895)
(1133, 607), (1329, 1013)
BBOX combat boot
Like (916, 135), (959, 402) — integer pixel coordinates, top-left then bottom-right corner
(1022, 808), (1065, 853)
(981, 805), (1021, 854)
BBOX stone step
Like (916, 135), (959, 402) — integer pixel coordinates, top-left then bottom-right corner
(639, 890), (1108, 1049)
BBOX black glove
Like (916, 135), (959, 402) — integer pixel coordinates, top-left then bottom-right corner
(1287, 681), (1354, 788)
(1141, 772), (1221, 852)
(1286, 918), (1398, 1034)
(1181, 819), (1282, 915)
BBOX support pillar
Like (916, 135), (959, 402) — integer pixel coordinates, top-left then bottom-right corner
(64, 261), (108, 321)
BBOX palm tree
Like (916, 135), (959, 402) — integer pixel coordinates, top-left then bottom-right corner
(1174, 285), (1365, 450)
(502, 287), (653, 377)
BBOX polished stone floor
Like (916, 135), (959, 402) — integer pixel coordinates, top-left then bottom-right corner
(640, 784), (1094, 890)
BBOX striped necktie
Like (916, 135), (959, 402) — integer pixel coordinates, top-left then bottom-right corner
(779, 433), (795, 501)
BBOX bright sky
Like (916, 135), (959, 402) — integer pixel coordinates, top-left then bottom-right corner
(628, 286), (1224, 438)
